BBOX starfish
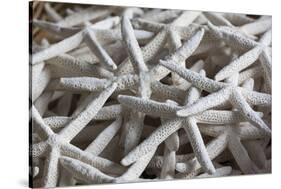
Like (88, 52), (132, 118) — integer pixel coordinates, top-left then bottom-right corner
(31, 83), (126, 187)
(117, 69), (265, 174)
(206, 23), (272, 89)
(222, 13), (254, 26)
(159, 59), (271, 135)
(175, 76), (269, 175)
(32, 22), (153, 64)
(31, 4), (272, 186)
(46, 29), (206, 106)
(119, 14), (152, 154)
(115, 10), (202, 78)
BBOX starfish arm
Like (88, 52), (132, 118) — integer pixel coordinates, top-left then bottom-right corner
(32, 31), (84, 64)
(178, 61), (206, 90)
(205, 133), (229, 159)
(85, 117), (122, 155)
(31, 141), (48, 158)
(207, 22), (258, 50)
(44, 3), (63, 22)
(160, 129), (179, 178)
(142, 10), (181, 23)
(172, 11), (201, 27)
(199, 125), (226, 137)
(46, 54), (114, 78)
(183, 118), (215, 174)
(114, 74), (139, 91)
(228, 135), (258, 174)
(204, 12), (233, 26)
(222, 13), (254, 26)
(230, 89), (271, 135)
(121, 16), (148, 73)
(117, 148), (156, 182)
(52, 73), (135, 95)
(259, 29), (272, 46)
(60, 156), (115, 184)
(121, 118), (183, 166)
(166, 29), (205, 63)
(176, 133), (228, 173)
(122, 7), (144, 19)
(44, 104), (122, 129)
(195, 110), (258, 124)
(57, 77), (110, 92)
(116, 29), (167, 76)
(238, 123), (269, 140)
(160, 60), (224, 92)
(240, 89), (271, 106)
(91, 16), (120, 30)
(31, 62), (45, 84)
(83, 28), (117, 70)
(238, 66), (262, 84)
(32, 105), (54, 138)
(165, 131), (180, 152)
(59, 83), (117, 141)
(150, 81), (185, 102)
(177, 87), (230, 117)
(57, 7), (111, 27)
(61, 143), (126, 175)
(132, 18), (165, 32)
(183, 70), (204, 105)
(123, 112), (145, 154)
(32, 66), (51, 102)
(94, 105), (123, 120)
(151, 58), (205, 87)
(32, 19), (80, 37)
(197, 166), (232, 178)
(168, 30), (187, 86)
(41, 148), (60, 187)
(118, 95), (180, 117)
(239, 18), (272, 36)
(215, 46), (264, 81)
(160, 148), (176, 179)
(43, 116), (70, 130)
(259, 49), (272, 88)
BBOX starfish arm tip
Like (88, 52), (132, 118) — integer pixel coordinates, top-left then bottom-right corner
(121, 158), (130, 166)
(176, 110), (190, 117)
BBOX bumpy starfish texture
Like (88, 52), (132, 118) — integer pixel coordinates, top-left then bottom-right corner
(31, 3), (272, 188)
(159, 60), (271, 136)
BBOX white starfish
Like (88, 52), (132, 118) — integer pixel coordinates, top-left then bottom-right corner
(31, 83), (125, 187)
(116, 10), (202, 78)
(31, 4), (271, 186)
(207, 23), (272, 88)
(118, 69), (265, 174)
(176, 77), (268, 175)
(160, 59), (271, 135)
(32, 24), (153, 64)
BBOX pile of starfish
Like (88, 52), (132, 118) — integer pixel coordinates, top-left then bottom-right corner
(31, 2), (272, 188)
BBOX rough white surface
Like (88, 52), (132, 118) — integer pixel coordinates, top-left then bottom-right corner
(31, 3), (272, 188)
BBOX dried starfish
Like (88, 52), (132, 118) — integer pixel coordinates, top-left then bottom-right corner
(207, 23), (272, 89)
(176, 77), (268, 175)
(31, 84), (125, 187)
(160, 60), (271, 135)
(120, 14), (151, 154)
(116, 10), (202, 77)
(31, 4), (271, 187)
